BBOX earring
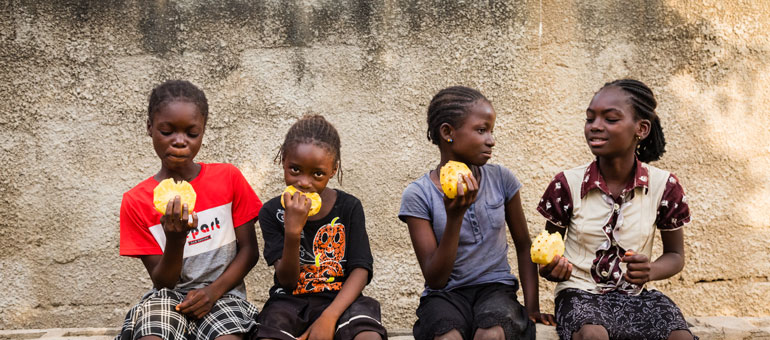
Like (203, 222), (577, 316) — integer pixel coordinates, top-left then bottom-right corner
(447, 138), (453, 143)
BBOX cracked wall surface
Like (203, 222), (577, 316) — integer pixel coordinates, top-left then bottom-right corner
(1, 0), (770, 329)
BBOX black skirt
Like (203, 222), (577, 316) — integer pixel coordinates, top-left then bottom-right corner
(555, 288), (697, 340)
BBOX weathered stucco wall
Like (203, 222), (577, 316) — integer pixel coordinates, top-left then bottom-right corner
(1, 0), (769, 330)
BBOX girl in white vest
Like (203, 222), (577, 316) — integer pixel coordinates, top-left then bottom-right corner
(536, 79), (697, 340)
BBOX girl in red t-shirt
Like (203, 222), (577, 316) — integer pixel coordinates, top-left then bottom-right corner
(117, 80), (262, 340)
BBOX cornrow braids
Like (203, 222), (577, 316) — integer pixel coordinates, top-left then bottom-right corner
(275, 114), (343, 182)
(426, 86), (489, 145)
(602, 79), (666, 163)
(148, 80), (209, 124)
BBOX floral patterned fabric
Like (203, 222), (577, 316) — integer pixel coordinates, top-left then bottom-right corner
(537, 158), (690, 294)
(555, 288), (697, 340)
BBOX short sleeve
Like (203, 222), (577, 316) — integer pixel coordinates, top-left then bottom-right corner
(119, 193), (162, 256)
(536, 172), (573, 228)
(498, 165), (522, 202)
(259, 200), (285, 265)
(656, 174), (691, 230)
(229, 165), (262, 228)
(398, 181), (432, 223)
(344, 198), (374, 282)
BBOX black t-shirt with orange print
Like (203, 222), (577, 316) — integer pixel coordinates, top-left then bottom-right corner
(260, 189), (373, 296)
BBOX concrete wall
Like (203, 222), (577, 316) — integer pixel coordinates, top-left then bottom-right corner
(1, 0), (769, 330)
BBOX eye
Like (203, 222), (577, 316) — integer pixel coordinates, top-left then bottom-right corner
(585, 118), (595, 123)
(187, 133), (199, 138)
(160, 130), (172, 136)
(477, 128), (487, 134)
(313, 171), (325, 178)
(289, 166), (300, 174)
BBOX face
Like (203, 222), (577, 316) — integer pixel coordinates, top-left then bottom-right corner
(148, 101), (205, 172)
(585, 86), (648, 159)
(283, 143), (337, 194)
(444, 100), (496, 166)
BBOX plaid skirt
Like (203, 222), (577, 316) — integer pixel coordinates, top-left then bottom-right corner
(116, 288), (259, 340)
(555, 288), (697, 340)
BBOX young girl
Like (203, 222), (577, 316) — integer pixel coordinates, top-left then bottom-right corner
(255, 115), (387, 340)
(117, 80), (262, 340)
(537, 79), (696, 340)
(399, 86), (552, 340)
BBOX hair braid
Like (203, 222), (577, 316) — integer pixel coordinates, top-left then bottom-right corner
(275, 115), (343, 182)
(602, 79), (666, 163)
(148, 80), (209, 124)
(426, 86), (488, 145)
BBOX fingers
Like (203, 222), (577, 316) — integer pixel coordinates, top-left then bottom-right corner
(189, 211), (198, 228)
(176, 291), (204, 314)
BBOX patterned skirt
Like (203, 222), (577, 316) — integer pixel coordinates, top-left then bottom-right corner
(116, 288), (259, 340)
(555, 288), (697, 340)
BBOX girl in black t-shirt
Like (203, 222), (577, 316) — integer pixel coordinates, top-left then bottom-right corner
(256, 115), (386, 340)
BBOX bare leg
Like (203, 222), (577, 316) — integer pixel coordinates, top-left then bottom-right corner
(434, 329), (463, 340)
(572, 324), (609, 340)
(472, 325), (505, 340)
(353, 331), (382, 340)
(667, 330), (694, 340)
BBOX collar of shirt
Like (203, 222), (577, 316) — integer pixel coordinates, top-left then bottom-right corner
(580, 158), (649, 199)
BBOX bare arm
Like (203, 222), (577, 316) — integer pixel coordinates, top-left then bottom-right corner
(406, 174), (478, 289)
(623, 228), (685, 284)
(274, 191), (312, 291)
(140, 197), (198, 289)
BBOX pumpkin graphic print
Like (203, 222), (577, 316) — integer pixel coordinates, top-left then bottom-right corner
(294, 217), (346, 294)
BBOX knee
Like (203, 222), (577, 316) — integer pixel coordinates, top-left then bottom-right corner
(353, 331), (382, 340)
(434, 329), (463, 340)
(668, 330), (694, 340)
(473, 325), (504, 340)
(573, 324), (609, 340)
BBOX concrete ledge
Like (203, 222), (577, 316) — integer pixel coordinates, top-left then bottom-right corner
(3, 318), (770, 340)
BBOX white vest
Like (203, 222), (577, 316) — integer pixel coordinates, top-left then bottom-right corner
(556, 162), (669, 295)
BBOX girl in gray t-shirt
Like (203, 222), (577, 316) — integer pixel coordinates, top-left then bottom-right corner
(399, 86), (553, 340)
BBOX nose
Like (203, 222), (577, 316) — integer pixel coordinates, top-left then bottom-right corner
(171, 133), (187, 147)
(296, 176), (312, 190)
(588, 118), (604, 132)
(487, 133), (495, 147)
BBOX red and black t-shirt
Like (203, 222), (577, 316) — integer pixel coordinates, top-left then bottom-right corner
(120, 163), (261, 298)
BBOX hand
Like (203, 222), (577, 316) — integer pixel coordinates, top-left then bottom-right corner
(529, 311), (556, 326)
(283, 191), (312, 236)
(160, 196), (198, 240)
(299, 311), (337, 340)
(444, 173), (479, 219)
(622, 250), (651, 285)
(539, 255), (572, 282)
(175, 287), (216, 319)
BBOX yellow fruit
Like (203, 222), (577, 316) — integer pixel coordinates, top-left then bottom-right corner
(280, 185), (322, 217)
(153, 178), (197, 214)
(440, 161), (472, 199)
(530, 230), (565, 265)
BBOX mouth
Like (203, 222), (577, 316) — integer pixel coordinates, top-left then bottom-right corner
(167, 153), (189, 161)
(481, 151), (493, 158)
(587, 137), (608, 147)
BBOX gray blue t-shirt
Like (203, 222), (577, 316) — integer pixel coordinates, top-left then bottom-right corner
(398, 163), (522, 295)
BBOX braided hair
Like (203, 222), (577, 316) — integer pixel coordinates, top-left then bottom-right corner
(275, 115), (343, 182)
(426, 86), (489, 145)
(601, 79), (666, 163)
(148, 80), (209, 124)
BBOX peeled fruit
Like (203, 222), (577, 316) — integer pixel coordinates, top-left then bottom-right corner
(530, 230), (565, 265)
(440, 161), (472, 199)
(153, 178), (197, 214)
(281, 185), (322, 217)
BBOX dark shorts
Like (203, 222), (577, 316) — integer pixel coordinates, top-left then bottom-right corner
(116, 288), (259, 340)
(254, 293), (387, 340)
(555, 288), (698, 340)
(413, 282), (534, 340)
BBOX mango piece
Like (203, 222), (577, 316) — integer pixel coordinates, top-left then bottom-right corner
(440, 161), (472, 199)
(281, 185), (322, 217)
(153, 178), (197, 214)
(530, 230), (565, 265)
